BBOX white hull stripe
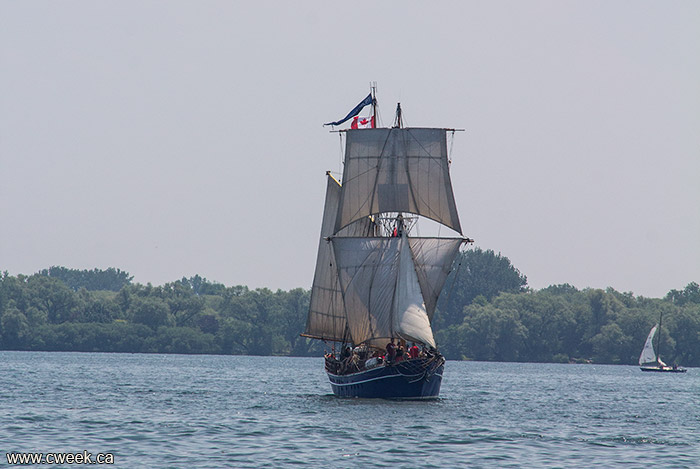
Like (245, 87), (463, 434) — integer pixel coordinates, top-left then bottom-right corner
(329, 371), (441, 387)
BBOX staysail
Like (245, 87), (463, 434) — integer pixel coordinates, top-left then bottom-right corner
(393, 235), (436, 348)
(335, 128), (462, 234)
(408, 238), (463, 320)
(638, 325), (658, 366)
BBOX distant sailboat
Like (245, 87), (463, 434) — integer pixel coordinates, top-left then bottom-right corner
(639, 313), (686, 373)
(303, 87), (472, 398)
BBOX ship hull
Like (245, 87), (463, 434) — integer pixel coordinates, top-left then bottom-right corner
(640, 366), (687, 373)
(327, 357), (444, 399)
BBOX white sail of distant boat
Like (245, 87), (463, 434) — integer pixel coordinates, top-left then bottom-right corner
(638, 325), (663, 366)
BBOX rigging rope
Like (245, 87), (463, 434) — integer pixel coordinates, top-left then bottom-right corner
(338, 132), (344, 177)
(442, 250), (464, 318)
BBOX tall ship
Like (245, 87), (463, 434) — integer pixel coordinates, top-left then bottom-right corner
(303, 88), (472, 398)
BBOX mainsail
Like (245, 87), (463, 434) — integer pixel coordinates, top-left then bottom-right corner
(332, 234), (452, 348)
(638, 325), (658, 366)
(306, 126), (466, 348)
(638, 324), (668, 367)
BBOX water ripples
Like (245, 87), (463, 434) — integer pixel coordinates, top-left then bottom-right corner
(1, 352), (699, 467)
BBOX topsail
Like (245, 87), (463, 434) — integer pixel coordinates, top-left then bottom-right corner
(334, 128), (462, 235)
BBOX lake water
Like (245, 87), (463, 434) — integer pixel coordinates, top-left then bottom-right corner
(1, 352), (698, 467)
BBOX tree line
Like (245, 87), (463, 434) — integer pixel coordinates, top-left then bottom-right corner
(1, 253), (699, 366)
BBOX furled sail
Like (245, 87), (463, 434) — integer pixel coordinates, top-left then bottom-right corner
(331, 235), (437, 348)
(334, 128), (462, 235)
(638, 325), (658, 366)
(305, 175), (374, 341)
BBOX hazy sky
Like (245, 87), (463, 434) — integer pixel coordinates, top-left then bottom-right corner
(2, 1), (698, 298)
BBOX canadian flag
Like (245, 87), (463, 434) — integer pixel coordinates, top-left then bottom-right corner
(351, 115), (375, 129)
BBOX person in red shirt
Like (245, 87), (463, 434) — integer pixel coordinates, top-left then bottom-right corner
(409, 343), (420, 359)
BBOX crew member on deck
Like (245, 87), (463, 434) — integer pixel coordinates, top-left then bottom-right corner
(386, 339), (396, 363)
(409, 343), (420, 359)
(395, 343), (405, 362)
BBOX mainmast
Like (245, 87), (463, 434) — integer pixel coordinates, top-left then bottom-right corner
(657, 311), (663, 365)
(371, 82), (377, 126)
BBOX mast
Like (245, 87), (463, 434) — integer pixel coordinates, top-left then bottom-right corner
(656, 311), (663, 365)
(371, 82), (377, 127)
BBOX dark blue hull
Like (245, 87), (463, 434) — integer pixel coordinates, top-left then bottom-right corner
(640, 366), (686, 373)
(327, 357), (444, 399)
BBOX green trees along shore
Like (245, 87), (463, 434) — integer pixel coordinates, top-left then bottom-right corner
(2, 250), (699, 366)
